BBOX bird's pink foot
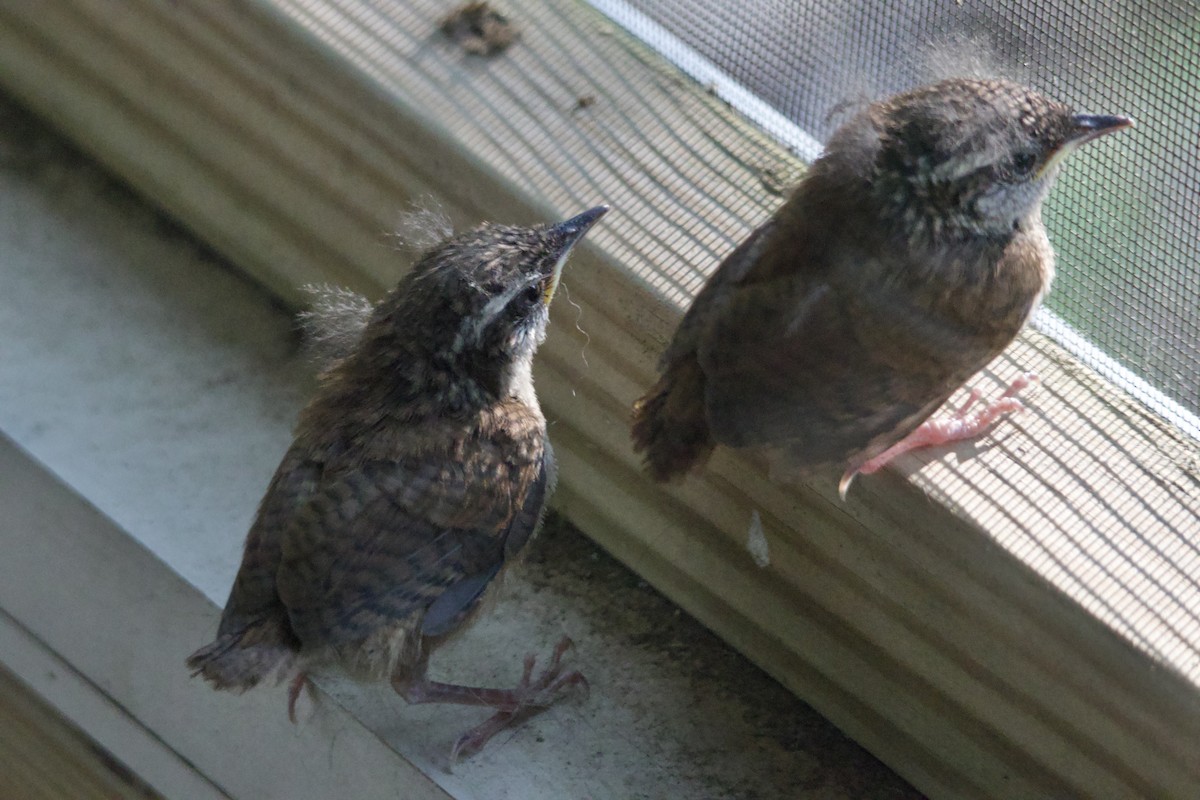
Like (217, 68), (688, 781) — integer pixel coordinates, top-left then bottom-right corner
(287, 672), (313, 724)
(394, 635), (587, 762)
(839, 373), (1039, 499)
(450, 636), (587, 761)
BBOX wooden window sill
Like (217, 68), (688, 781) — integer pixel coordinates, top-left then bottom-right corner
(0, 0), (1197, 796)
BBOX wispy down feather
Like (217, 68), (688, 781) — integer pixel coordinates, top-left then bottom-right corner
(297, 283), (375, 369)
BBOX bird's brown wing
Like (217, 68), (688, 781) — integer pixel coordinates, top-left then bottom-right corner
(422, 442), (553, 637)
(699, 263), (982, 471)
(631, 221), (779, 479)
(220, 448), (320, 633)
(275, 437), (546, 650)
(187, 444), (319, 689)
(660, 219), (777, 369)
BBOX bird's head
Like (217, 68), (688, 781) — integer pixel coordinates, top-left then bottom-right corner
(871, 78), (1132, 241)
(366, 205), (607, 407)
(426, 205), (607, 358)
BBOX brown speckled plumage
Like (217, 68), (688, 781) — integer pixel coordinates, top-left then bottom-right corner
(188, 206), (607, 759)
(632, 78), (1131, 489)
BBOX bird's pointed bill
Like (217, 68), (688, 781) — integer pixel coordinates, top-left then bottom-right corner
(543, 205), (609, 305)
(1070, 113), (1135, 143)
(1037, 113), (1134, 179)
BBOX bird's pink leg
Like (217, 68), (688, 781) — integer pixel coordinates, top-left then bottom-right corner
(839, 373), (1039, 499)
(392, 636), (587, 762)
(287, 672), (313, 724)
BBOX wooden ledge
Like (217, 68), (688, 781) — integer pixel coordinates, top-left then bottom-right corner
(0, 0), (1197, 796)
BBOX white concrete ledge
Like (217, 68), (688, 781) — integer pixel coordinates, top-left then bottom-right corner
(0, 434), (451, 800)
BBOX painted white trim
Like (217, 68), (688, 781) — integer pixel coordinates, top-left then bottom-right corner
(1034, 307), (1200, 442)
(0, 612), (230, 800)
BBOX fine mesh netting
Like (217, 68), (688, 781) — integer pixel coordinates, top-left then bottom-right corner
(266, 0), (1199, 679)
(599, 0), (1200, 434)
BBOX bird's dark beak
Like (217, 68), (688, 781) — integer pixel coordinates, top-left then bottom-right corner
(1037, 114), (1133, 179)
(1069, 113), (1135, 145)
(542, 205), (609, 305)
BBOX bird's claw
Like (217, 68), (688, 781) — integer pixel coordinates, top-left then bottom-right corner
(286, 672), (313, 724)
(448, 636), (587, 763)
(839, 372), (1039, 500)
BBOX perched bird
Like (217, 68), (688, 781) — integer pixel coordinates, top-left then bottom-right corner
(188, 205), (608, 760)
(632, 78), (1131, 496)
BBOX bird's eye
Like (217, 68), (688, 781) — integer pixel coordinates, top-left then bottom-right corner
(1010, 150), (1039, 176)
(522, 284), (543, 306)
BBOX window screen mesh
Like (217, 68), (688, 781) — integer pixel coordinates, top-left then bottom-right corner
(596, 0), (1200, 435)
(270, 0), (1199, 682)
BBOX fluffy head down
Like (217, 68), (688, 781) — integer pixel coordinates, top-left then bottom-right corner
(864, 78), (1129, 241)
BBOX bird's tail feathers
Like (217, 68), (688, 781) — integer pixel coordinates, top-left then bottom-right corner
(631, 358), (715, 482)
(186, 616), (299, 692)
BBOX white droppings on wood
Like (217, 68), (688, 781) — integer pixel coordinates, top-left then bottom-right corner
(747, 510), (770, 568)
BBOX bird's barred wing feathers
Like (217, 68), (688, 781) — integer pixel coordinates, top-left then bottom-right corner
(275, 439), (546, 648)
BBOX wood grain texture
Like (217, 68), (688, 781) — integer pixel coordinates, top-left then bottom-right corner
(0, 0), (1196, 796)
(0, 666), (163, 800)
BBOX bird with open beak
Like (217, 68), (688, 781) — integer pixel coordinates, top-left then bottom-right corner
(632, 78), (1131, 496)
(188, 205), (608, 761)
